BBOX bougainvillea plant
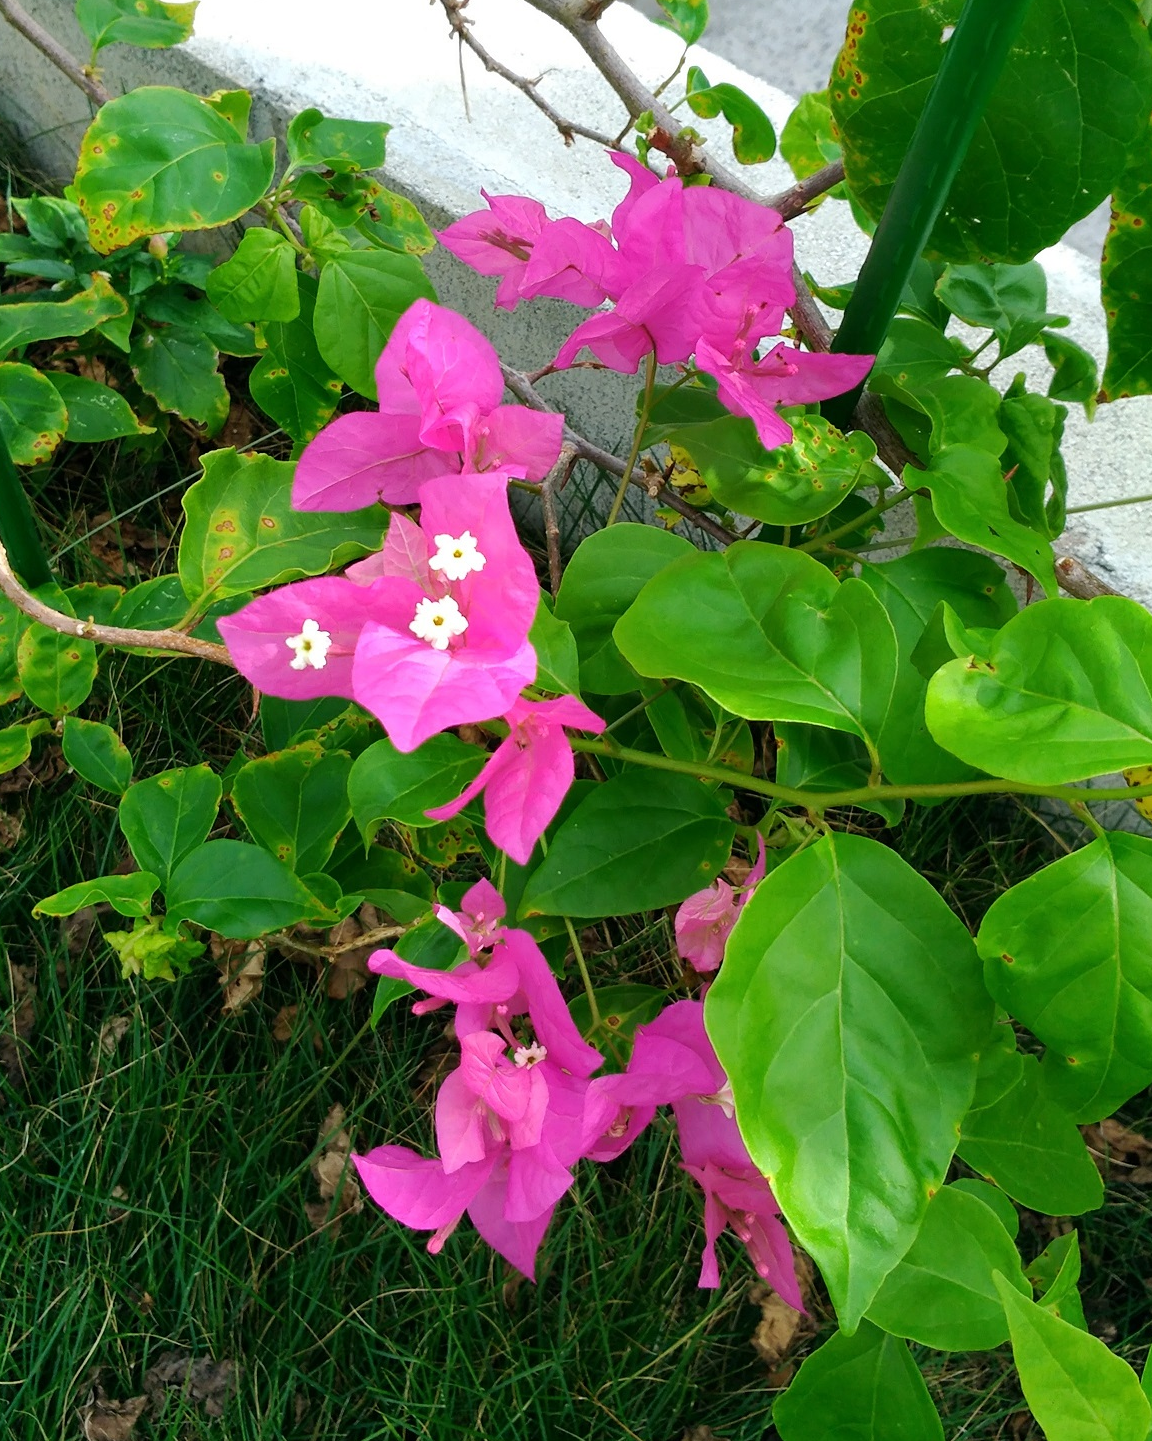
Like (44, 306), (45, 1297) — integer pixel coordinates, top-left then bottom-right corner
(4, 0), (1152, 1434)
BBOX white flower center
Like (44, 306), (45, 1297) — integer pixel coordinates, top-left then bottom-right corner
(429, 531), (486, 583)
(513, 1041), (548, 1068)
(285, 618), (332, 670)
(409, 595), (468, 651)
(704, 1078), (736, 1120)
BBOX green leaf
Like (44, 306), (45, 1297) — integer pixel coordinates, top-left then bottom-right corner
(614, 543), (898, 759)
(926, 595), (1152, 783)
(568, 983), (666, 1068)
(326, 840), (433, 923)
(370, 912), (467, 1025)
(17, 623), (97, 715)
(118, 764), (221, 888)
(781, 88), (842, 180)
(1102, 110), (1152, 402)
(0, 274), (127, 356)
(529, 599), (581, 696)
(356, 189), (435, 256)
(0, 718), (51, 775)
(936, 262), (1065, 361)
(1027, 1232), (1088, 1331)
(287, 109), (389, 171)
(165, 838), (319, 938)
(958, 1055), (1104, 1216)
(138, 287), (257, 357)
(260, 694), (351, 752)
(871, 317), (965, 392)
(73, 86), (276, 254)
(950, 1177), (1019, 1239)
(667, 414), (879, 526)
(686, 67), (776, 164)
(999, 383), (1067, 538)
(61, 717), (133, 793)
(554, 524), (695, 695)
(250, 270), (343, 442)
(707, 831), (991, 1329)
(231, 743), (352, 873)
(206, 227), (300, 323)
(45, 371), (152, 442)
(916, 445), (1057, 596)
(33, 872), (159, 919)
(0, 362), (67, 465)
(866, 1184), (1030, 1351)
(520, 771), (734, 920)
(775, 724), (904, 824)
(348, 733), (485, 840)
(830, 0), (1152, 263)
(995, 1274), (1151, 1441)
(1044, 331), (1099, 411)
(178, 447), (386, 605)
(651, 0), (708, 45)
(313, 250), (435, 399)
(76, 0), (197, 53)
(978, 833), (1152, 1121)
(773, 1321), (944, 1441)
(130, 324), (227, 430)
(12, 195), (89, 249)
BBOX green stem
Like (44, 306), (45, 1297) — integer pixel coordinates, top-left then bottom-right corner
(0, 424), (52, 589)
(563, 915), (600, 1029)
(823, 0), (1035, 428)
(795, 487), (913, 553)
(569, 735), (1152, 810)
(606, 351), (657, 527)
(1066, 492), (1152, 515)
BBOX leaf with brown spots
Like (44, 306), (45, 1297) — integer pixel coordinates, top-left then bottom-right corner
(305, 1103), (363, 1234)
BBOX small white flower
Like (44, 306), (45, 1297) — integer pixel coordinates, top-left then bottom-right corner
(409, 595), (468, 650)
(513, 1041), (548, 1068)
(285, 618), (332, 671)
(429, 531), (486, 583)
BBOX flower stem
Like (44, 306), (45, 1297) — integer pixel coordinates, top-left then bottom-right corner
(1066, 492), (1152, 515)
(795, 487), (913, 553)
(0, 426), (52, 590)
(563, 915), (601, 1029)
(606, 351), (658, 527)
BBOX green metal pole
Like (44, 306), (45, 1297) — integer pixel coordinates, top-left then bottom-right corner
(823, 0), (1035, 429)
(0, 424), (52, 589)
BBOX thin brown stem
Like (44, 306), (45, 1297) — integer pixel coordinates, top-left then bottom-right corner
(541, 444), (576, 595)
(0, 0), (111, 106)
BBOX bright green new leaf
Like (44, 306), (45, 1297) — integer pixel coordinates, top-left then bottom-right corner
(73, 86), (276, 253)
(165, 839), (319, 938)
(314, 250), (436, 399)
(936, 262), (1066, 361)
(0, 362), (67, 465)
(773, 1321), (944, 1441)
(686, 67), (776, 164)
(0, 275), (126, 356)
(232, 743), (352, 873)
(178, 447), (386, 605)
(667, 414), (879, 526)
(614, 543), (898, 759)
(529, 600), (581, 697)
(707, 831), (991, 1328)
(17, 622), (97, 714)
(995, 1274), (1151, 1441)
(206, 227), (300, 323)
(250, 271), (343, 442)
(0, 718), (51, 775)
(916, 445), (1056, 595)
(33, 872), (159, 919)
(958, 1055), (1104, 1216)
(926, 595), (1152, 783)
(118, 764), (221, 888)
(130, 324), (228, 431)
(830, 0), (1152, 263)
(978, 833), (1152, 1120)
(75, 0), (197, 53)
(62, 717), (133, 794)
(554, 524), (695, 695)
(1027, 1232), (1088, 1331)
(866, 1184), (1030, 1351)
(348, 734), (485, 840)
(520, 771), (734, 920)
(652, 0), (708, 45)
(287, 109), (389, 172)
(950, 1177), (1019, 1238)
(46, 372), (153, 442)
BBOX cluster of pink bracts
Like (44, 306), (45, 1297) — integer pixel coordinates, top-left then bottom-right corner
(355, 878), (803, 1302)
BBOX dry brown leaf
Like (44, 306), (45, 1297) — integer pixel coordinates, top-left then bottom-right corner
(749, 1286), (803, 1367)
(75, 353), (109, 386)
(81, 1387), (148, 1441)
(63, 905), (97, 958)
(142, 1350), (237, 1421)
(98, 1015), (131, 1057)
(723, 855), (753, 888)
(1082, 1116), (1152, 1183)
(218, 399), (258, 451)
(271, 1004), (299, 1042)
(84, 511), (167, 580)
(305, 1103), (363, 1234)
(0, 741), (65, 795)
(217, 942), (265, 1014)
(2, 962), (37, 1089)
(0, 810), (22, 851)
(107, 1185), (129, 1222)
(682, 1428), (730, 1441)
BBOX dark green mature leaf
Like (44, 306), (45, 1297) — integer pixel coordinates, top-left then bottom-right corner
(0, 275), (126, 356)
(250, 271), (343, 442)
(958, 1055), (1103, 1216)
(1102, 120), (1152, 402)
(46, 372), (153, 441)
(830, 0), (1152, 263)
(314, 250), (435, 399)
(529, 600), (581, 696)
(916, 445), (1056, 595)
(978, 834), (1152, 1121)
(206, 227), (300, 323)
(686, 67), (775, 164)
(554, 524), (695, 695)
(287, 109), (390, 172)
(33, 872), (159, 919)
(866, 1184), (1030, 1351)
(936, 262), (1066, 361)
(773, 1322), (944, 1441)
(1043, 331), (1099, 410)
(0, 362), (67, 465)
(708, 832), (991, 1328)
(62, 717), (133, 793)
(614, 543), (898, 760)
(76, 0), (197, 53)
(995, 1275), (1151, 1441)
(326, 840), (433, 923)
(73, 86), (276, 254)
(926, 595), (1152, 782)
(569, 984), (666, 1068)
(118, 764), (221, 888)
(520, 771), (734, 920)
(165, 839), (318, 938)
(178, 447), (386, 605)
(260, 694), (351, 752)
(668, 414), (879, 526)
(348, 734), (485, 839)
(130, 324), (227, 430)
(17, 623), (97, 714)
(652, 0), (708, 45)
(232, 743), (352, 873)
